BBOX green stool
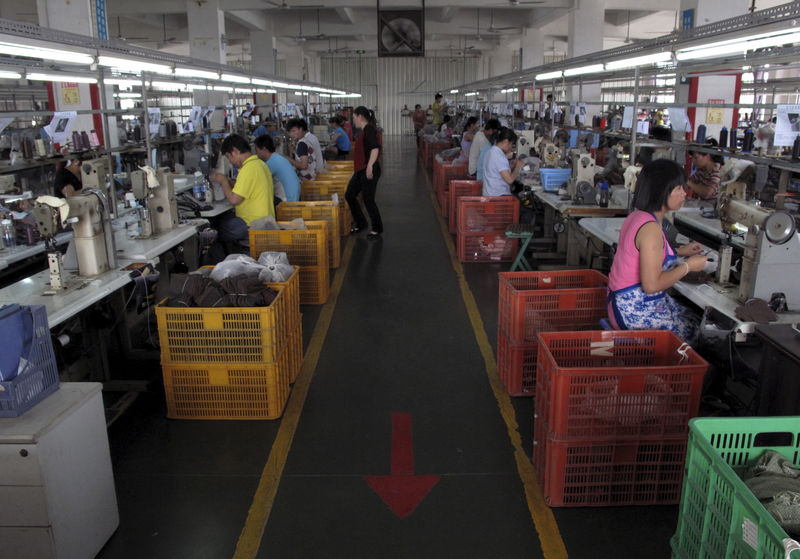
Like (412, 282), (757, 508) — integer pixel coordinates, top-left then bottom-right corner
(505, 223), (536, 271)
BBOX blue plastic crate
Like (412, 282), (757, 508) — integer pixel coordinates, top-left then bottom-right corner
(0, 305), (59, 417)
(539, 168), (572, 191)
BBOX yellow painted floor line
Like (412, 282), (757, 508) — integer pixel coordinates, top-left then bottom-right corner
(233, 237), (355, 559)
(427, 180), (569, 559)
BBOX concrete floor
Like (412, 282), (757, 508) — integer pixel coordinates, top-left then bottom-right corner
(97, 136), (678, 559)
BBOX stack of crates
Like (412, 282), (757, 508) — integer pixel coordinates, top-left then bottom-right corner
(533, 330), (708, 507)
(672, 416), (800, 559)
(448, 180), (482, 234)
(422, 139), (452, 169)
(276, 201), (341, 268)
(496, 270), (609, 396)
(433, 157), (468, 217)
(301, 180), (351, 237)
(456, 196), (520, 262)
(155, 268), (301, 420)
(249, 221), (329, 305)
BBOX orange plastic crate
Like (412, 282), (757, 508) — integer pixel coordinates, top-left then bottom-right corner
(535, 330), (708, 440)
(458, 196), (520, 233)
(249, 222), (329, 305)
(288, 322), (303, 383)
(449, 180), (482, 234)
(161, 347), (291, 420)
(533, 417), (688, 507)
(498, 270), (609, 344)
(433, 158), (468, 196)
(156, 285), (289, 365)
(316, 172), (352, 182)
(326, 161), (353, 170)
(276, 202), (341, 268)
(457, 231), (518, 263)
(301, 181), (351, 237)
(496, 332), (537, 396)
(437, 185), (449, 218)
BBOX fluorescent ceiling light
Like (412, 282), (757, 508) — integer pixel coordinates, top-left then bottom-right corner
(151, 81), (187, 90)
(251, 78), (274, 87)
(221, 73), (250, 84)
(174, 67), (219, 80)
(536, 70), (562, 80)
(0, 70), (21, 80)
(27, 72), (96, 83)
(605, 52), (673, 70)
(677, 29), (800, 61)
(0, 42), (93, 65)
(98, 56), (172, 75)
(105, 78), (142, 88)
(332, 93), (361, 98)
(563, 64), (605, 76)
(294, 91), (308, 95)
(465, 91), (479, 97)
(450, 89), (459, 93)
(213, 85), (233, 92)
(114, 92), (141, 98)
(500, 87), (518, 93)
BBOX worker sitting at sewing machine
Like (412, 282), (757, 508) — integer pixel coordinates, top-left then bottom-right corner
(686, 140), (724, 201)
(607, 159), (708, 342)
(211, 134), (275, 255)
(54, 158), (83, 199)
(482, 128), (525, 197)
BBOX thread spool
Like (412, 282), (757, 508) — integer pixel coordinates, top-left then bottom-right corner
(695, 124), (706, 143)
(35, 139), (46, 157)
(718, 127), (728, 149)
(729, 128), (738, 150)
(742, 128), (755, 152)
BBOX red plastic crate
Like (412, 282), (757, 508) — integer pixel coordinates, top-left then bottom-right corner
(498, 270), (609, 344)
(422, 140), (451, 169)
(458, 196), (520, 233)
(533, 415), (688, 507)
(437, 185), (449, 217)
(448, 180), (482, 234)
(457, 231), (518, 263)
(535, 330), (708, 440)
(496, 331), (537, 396)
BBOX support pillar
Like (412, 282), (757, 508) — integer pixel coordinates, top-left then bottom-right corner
(187, 0), (227, 65)
(567, 0), (604, 118)
(521, 28), (544, 70)
(250, 29), (277, 75)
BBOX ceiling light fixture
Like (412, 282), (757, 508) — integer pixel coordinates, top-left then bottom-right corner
(535, 70), (563, 80)
(221, 73), (250, 84)
(605, 52), (673, 70)
(0, 42), (93, 65)
(26, 72), (97, 83)
(465, 91), (479, 97)
(98, 56), (172, 75)
(174, 67), (219, 80)
(0, 70), (21, 80)
(450, 89), (459, 93)
(563, 64), (605, 77)
(676, 29), (800, 61)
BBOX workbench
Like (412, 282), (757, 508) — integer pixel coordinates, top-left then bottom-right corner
(198, 199), (233, 218)
(114, 223), (198, 262)
(577, 216), (800, 333)
(674, 206), (747, 249)
(0, 232), (73, 271)
(534, 191), (629, 265)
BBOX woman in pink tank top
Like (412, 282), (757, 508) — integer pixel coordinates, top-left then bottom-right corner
(607, 159), (708, 342)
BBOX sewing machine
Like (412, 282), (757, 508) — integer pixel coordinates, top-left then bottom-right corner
(540, 142), (561, 167)
(515, 131), (537, 158)
(623, 166), (641, 193)
(32, 191), (110, 289)
(80, 158), (110, 190)
(718, 185), (800, 304)
(567, 153), (597, 204)
(128, 167), (178, 238)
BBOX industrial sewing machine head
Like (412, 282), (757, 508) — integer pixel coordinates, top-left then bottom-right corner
(515, 130), (537, 158)
(80, 158), (110, 190)
(127, 166), (178, 238)
(567, 153), (598, 204)
(717, 182), (800, 306)
(32, 191), (110, 289)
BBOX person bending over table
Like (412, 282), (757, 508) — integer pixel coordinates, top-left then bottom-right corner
(482, 127), (524, 197)
(211, 134), (274, 256)
(607, 159), (707, 342)
(471, 118), (501, 178)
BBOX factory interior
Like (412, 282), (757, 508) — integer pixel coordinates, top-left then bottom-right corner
(0, 0), (799, 557)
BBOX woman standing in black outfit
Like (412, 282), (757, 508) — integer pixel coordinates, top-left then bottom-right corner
(346, 106), (383, 239)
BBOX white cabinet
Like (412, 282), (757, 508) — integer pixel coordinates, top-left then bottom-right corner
(0, 383), (119, 559)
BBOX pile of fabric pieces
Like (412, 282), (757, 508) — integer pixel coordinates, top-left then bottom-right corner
(166, 252), (294, 308)
(740, 450), (800, 536)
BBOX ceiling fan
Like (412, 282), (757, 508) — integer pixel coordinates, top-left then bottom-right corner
(461, 8), (520, 38)
(292, 12), (326, 43)
(113, 16), (148, 42)
(265, 0), (324, 10)
(489, 0), (548, 6)
(156, 15), (179, 49)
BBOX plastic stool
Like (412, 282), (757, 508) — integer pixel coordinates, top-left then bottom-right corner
(599, 318), (614, 330)
(505, 223), (536, 271)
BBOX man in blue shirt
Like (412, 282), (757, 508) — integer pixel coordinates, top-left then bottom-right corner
(328, 116), (351, 160)
(255, 135), (301, 203)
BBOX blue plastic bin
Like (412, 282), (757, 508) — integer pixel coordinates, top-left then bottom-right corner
(539, 168), (572, 191)
(0, 305), (60, 417)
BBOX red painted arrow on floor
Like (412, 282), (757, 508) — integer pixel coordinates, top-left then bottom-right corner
(364, 412), (440, 519)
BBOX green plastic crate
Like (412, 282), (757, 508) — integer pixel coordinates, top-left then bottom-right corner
(671, 417), (800, 559)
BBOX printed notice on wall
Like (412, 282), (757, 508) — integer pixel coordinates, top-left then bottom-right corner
(775, 104), (800, 146)
(148, 108), (161, 135)
(60, 82), (81, 106)
(706, 98), (725, 125)
(44, 111), (78, 144)
(622, 106), (634, 129)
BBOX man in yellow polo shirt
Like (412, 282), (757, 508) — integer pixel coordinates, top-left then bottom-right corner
(211, 134), (274, 255)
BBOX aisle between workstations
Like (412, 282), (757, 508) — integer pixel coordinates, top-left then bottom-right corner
(247, 137), (543, 558)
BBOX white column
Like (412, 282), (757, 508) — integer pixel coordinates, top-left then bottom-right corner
(680, 0), (749, 28)
(567, 0), (605, 117)
(36, 0), (93, 36)
(186, 0), (226, 65)
(284, 46), (306, 80)
(490, 45), (514, 78)
(521, 28), (544, 70)
(250, 29), (277, 75)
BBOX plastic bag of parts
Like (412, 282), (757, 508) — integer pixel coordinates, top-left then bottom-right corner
(477, 237), (510, 261)
(209, 254), (264, 282)
(257, 252), (294, 282)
